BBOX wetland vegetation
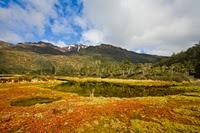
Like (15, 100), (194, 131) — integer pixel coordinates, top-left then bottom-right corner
(0, 78), (199, 132)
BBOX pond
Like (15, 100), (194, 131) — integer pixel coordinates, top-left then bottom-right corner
(10, 96), (62, 106)
(52, 80), (187, 98)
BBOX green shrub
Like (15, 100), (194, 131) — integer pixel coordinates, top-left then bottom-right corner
(10, 96), (62, 106)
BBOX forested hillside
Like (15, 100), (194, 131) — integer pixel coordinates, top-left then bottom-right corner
(160, 43), (200, 78)
(0, 41), (162, 76)
(0, 40), (199, 81)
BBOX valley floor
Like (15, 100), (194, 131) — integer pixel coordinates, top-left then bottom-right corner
(0, 79), (200, 132)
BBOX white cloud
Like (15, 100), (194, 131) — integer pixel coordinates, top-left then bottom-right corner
(51, 19), (75, 35)
(0, 0), (83, 44)
(42, 39), (67, 48)
(0, 0), (58, 39)
(81, 29), (105, 44)
(1, 0), (200, 56)
(55, 40), (67, 47)
(74, 16), (88, 30)
(82, 0), (200, 55)
(0, 31), (24, 43)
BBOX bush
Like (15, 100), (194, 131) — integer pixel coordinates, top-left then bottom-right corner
(10, 96), (62, 106)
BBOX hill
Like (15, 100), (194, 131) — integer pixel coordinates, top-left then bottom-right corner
(14, 41), (88, 55)
(0, 40), (163, 76)
(159, 43), (200, 78)
(8, 41), (162, 63)
(79, 44), (162, 63)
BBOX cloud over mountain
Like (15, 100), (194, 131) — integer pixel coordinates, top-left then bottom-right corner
(82, 0), (200, 55)
(0, 0), (200, 55)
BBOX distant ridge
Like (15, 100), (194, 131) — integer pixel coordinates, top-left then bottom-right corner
(0, 40), (164, 75)
(0, 40), (163, 63)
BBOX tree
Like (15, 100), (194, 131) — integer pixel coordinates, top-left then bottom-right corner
(121, 59), (132, 76)
(194, 63), (200, 78)
(34, 57), (55, 75)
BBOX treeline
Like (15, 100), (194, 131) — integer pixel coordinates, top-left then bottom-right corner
(14, 61), (194, 82)
(0, 43), (200, 82)
(0, 55), (191, 82)
(159, 43), (200, 78)
(62, 62), (191, 82)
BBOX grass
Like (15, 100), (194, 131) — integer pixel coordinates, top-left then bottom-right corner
(10, 96), (62, 106)
(0, 77), (199, 132)
(52, 79), (193, 97)
(57, 76), (180, 86)
(130, 118), (200, 133)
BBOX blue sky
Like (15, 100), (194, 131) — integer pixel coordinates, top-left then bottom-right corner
(0, 0), (85, 45)
(0, 0), (200, 55)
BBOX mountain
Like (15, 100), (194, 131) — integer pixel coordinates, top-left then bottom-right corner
(14, 41), (65, 55)
(0, 40), (12, 49)
(6, 41), (88, 55)
(63, 44), (88, 53)
(13, 42), (162, 63)
(79, 44), (162, 63)
(0, 40), (163, 76)
(1, 41), (162, 63)
(159, 42), (200, 78)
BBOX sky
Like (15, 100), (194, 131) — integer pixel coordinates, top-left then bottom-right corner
(0, 0), (200, 56)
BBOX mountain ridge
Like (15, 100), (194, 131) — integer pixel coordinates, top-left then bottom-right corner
(0, 40), (200, 79)
(0, 40), (164, 75)
(0, 40), (163, 63)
